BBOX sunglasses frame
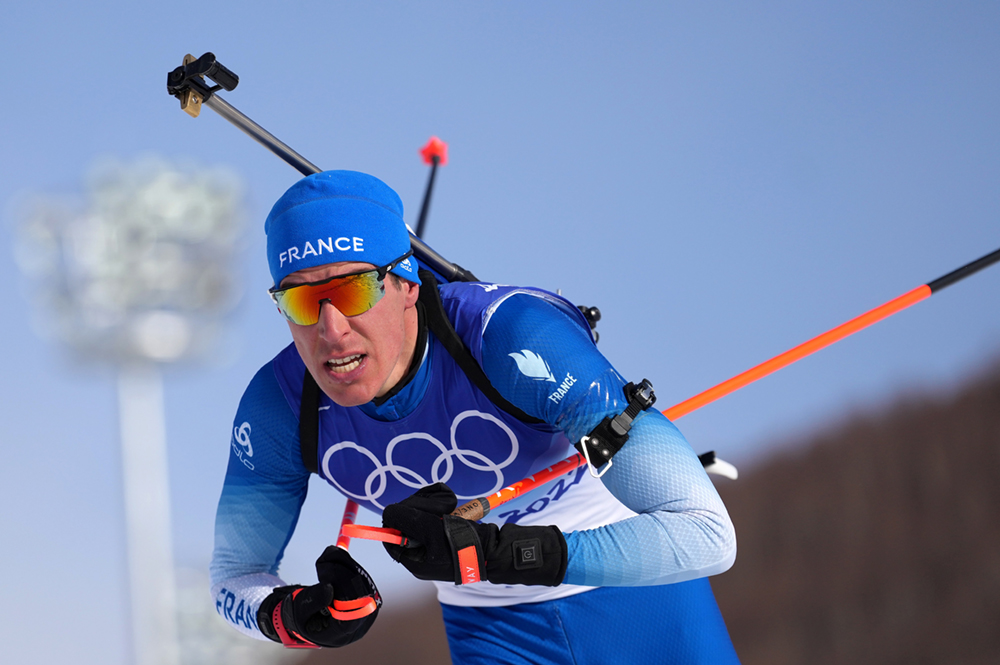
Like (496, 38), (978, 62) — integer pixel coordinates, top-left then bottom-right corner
(268, 251), (414, 324)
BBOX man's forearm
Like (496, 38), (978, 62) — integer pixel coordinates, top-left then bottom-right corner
(210, 572), (286, 640)
(563, 413), (737, 587)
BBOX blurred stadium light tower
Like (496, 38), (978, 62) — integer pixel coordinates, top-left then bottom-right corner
(14, 159), (243, 665)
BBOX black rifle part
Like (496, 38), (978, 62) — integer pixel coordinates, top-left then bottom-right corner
(166, 52), (238, 103)
(575, 379), (656, 469)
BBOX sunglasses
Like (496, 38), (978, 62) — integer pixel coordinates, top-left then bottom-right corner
(269, 252), (413, 325)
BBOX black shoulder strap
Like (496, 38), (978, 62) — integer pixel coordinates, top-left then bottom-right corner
(297, 270), (543, 475)
(300, 370), (321, 474)
(417, 269), (543, 425)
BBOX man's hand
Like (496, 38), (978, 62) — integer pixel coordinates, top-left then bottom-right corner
(257, 546), (381, 648)
(381, 482), (567, 586)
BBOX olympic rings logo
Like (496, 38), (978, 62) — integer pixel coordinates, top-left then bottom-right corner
(321, 410), (520, 509)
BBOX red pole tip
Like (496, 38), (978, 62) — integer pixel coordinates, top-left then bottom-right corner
(420, 136), (448, 166)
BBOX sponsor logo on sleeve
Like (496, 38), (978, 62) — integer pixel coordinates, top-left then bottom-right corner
(232, 422), (255, 471)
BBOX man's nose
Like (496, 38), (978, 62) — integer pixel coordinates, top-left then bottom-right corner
(316, 299), (351, 339)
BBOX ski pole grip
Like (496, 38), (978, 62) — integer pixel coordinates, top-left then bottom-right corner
(451, 497), (490, 521)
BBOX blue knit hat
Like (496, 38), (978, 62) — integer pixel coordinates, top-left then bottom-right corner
(265, 170), (420, 287)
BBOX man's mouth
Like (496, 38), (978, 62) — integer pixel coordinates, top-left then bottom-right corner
(326, 354), (363, 374)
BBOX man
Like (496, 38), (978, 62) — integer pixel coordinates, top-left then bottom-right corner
(211, 170), (740, 663)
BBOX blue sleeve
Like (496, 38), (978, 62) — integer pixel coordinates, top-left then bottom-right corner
(210, 361), (310, 587)
(481, 294), (736, 586)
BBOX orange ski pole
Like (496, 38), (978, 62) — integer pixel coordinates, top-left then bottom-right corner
(345, 246), (1000, 533)
(447, 246), (1000, 521)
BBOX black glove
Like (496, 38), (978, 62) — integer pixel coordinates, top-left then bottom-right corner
(257, 546), (381, 648)
(382, 482), (567, 586)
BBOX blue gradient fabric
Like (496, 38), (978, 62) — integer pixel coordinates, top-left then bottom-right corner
(480, 294), (736, 587)
(211, 363), (308, 584)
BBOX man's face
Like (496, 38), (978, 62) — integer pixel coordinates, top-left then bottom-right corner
(282, 261), (420, 407)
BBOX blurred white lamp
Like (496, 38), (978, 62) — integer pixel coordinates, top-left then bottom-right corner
(14, 158), (243, 665)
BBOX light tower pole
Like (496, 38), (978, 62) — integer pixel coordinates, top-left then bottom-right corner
(15, 158), (243, 665)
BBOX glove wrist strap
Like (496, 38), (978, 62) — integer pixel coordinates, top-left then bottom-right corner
(442, 515), (486, 585)
(273, 592), (320, 649)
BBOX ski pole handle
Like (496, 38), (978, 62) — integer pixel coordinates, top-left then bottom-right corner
(451, 453), (587, 521)
(330, 499), (378, 620)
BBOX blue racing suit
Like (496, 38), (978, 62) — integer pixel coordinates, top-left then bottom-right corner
(211, 281), (739, 663)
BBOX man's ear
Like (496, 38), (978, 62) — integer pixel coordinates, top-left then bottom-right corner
(403, 281), (420, 308)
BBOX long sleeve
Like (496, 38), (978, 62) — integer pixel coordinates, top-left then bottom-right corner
(209, 361), (311, 639)
(480, 293), (736, 586)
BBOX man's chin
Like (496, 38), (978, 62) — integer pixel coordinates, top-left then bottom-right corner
(321, 383), (377, 407)
(314, 372), (377, 407)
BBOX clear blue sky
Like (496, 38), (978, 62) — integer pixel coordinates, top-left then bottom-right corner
(2, 2), (999, 664)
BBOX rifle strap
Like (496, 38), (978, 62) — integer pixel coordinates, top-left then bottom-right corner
(299, 269), (542, 474)
(417, 269), (542, 425)
(300, 369), (321, 474)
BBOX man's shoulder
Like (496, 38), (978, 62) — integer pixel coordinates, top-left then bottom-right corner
(437, 282), (591, 338)
(437, 281), (573, 321)
(240, 342), (304, 418)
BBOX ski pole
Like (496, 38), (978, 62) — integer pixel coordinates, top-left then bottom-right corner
(663, 245), (1000, 421)
(341, 244), (1000, 534)
(445, 244), (1000, 521)
(324, 499), (379, 620)
(166, 52), (478, 284)
(415, 137), (448, 239)
(335, 499), (361, 550)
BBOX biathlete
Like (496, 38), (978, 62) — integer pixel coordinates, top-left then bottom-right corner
(211, 170), (741, 663)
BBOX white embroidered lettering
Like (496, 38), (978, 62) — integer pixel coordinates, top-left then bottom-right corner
(318, 237), (334, 254)
(335, 237), (351, 251)
(301, 241), (318, 258)
(353, 237), (364, 252)
(547, 373), (577, 404)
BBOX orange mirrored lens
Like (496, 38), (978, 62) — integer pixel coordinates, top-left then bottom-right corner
(273, 271), (385, 324)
